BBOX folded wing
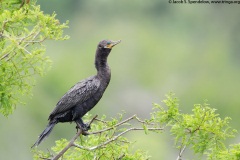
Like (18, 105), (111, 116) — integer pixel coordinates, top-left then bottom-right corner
(48, 76), (100, 120)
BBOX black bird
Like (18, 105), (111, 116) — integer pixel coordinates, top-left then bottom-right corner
(32, 39), (121, 147)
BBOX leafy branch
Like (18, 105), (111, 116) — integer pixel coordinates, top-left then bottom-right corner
(150, 93), (237, 160)
(0, 0), (69, 116)
(33, 113), (163, 160)
(33, 94), (240, 160)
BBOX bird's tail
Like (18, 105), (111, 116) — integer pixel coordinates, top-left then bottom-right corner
(31, 121), (57, 148)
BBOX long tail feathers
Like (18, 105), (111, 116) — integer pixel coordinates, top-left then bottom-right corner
(31, 122), (56, 148)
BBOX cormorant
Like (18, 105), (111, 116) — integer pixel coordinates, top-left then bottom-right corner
(32, 39), (121, 147)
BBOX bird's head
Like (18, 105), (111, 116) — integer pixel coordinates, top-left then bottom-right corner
(98, 39), (121, 50)
(95, 40), (121, 70)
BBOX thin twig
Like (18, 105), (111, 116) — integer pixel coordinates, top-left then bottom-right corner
(176, 135), (191, 160)
(176, 145), (187, 160)
(89, 115), (137, 135)
(18, 29), (38, 45)
(1, 20), (9, 32)
(88, 115), (98, 125)
(73, 127), (163, 151)
(118, 154), (125, 160)
(24, 29), (41, 48)
(95, 118), (108, 124)
(10, 59), (24, 85)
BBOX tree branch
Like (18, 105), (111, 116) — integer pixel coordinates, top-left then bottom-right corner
(89, 114), (137, 135)
(73, 127), (163, 151)
(52, 129), (82, 160)
(51, 115), (98, 160)
(51, 114), (163, 160)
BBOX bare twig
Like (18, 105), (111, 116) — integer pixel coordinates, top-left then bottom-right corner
(95, 118), (108, 124)
(89, 115), (137, 135)
(73, 127), (163, 151)
(176, 135), (191, 160)
(176, 144), (187, 160)
(0, 53), (10, 61)
(88, 115), (98, 125)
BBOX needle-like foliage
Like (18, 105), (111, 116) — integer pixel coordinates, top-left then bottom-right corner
(0, 0), (69, 116)
(151, 93), (238, 160)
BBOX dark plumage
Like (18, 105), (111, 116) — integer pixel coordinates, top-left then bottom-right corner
(32, 39), (121, 147)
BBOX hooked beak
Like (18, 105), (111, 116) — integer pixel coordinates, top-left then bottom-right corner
(105, 40), (121, 49)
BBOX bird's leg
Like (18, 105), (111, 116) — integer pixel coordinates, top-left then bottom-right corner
(75, 118), (91, 135)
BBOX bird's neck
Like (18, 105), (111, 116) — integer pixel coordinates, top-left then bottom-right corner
(95, 55), (111, 84)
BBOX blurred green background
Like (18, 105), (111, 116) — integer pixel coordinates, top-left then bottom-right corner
(1, 0), (240, 159)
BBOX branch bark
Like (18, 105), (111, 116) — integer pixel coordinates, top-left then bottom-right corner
(52, 129), (82, 160)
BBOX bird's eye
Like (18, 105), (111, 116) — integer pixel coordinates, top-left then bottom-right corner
(107, 41), (111, 45)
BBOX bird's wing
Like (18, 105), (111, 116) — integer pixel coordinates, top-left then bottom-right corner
(49, 76), (100, 119)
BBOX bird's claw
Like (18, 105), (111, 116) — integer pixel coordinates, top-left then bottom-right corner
(84, 123), (91, 130)
(76, 123), (91, 135)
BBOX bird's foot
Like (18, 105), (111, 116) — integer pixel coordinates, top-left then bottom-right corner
(76, 123), (91, 130)
(84, 122), (91, 130)
(76, 123), (91, 135)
